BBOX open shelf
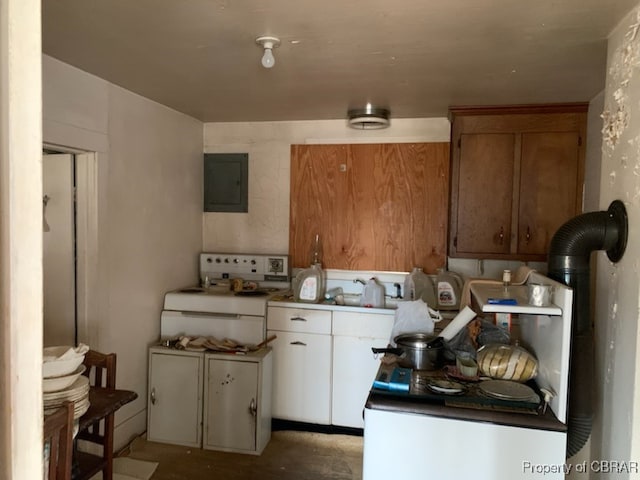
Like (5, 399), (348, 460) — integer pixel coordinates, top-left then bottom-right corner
(470, 284), (562, 316)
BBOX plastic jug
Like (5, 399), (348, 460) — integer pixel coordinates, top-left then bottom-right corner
(404, 267), (436, 307)
(435, 268), (464, 310)
(403, 267), (434, 306)
(293, 263), (325, 303)
(360, 277), (385, 308)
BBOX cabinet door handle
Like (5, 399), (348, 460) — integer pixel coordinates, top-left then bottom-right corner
(525, 226), (531, 244)
(150, 387), (156, 405)
(498, 226), (504, 245)
(248, 398), (257, 417)
(290, 341), (307, 346)
(290, 316), (307, 322)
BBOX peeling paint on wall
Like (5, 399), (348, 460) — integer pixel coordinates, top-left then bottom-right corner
(602, 10), (640, 151)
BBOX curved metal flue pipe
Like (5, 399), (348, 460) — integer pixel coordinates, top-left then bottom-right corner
(547, 200), (627, 458)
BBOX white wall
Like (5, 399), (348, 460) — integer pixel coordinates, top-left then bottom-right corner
(592, 6), (640, 478)
(203, 119), (450, 254)
(43, 55), (204, 448)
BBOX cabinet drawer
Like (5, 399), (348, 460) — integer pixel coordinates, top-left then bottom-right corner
(332, 311), (394, 339)
(267, 306), (332, 334)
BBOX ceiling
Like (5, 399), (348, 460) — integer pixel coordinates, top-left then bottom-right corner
(42, 0), (639, 123)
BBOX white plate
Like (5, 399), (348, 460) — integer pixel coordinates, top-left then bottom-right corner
(44, 396), (90, 419)
(427, 379), (465, 394)
(43, 375), (89, 402)
(479, 379), (537, 401)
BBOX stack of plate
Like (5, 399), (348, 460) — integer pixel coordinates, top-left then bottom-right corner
(43, 375), (90, 419)
(43, 344), (91, 419)
(478, 379), (539, 403)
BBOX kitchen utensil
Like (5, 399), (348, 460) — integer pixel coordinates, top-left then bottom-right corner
(250, 334), (277, 351)
(372, 332), (444, 370)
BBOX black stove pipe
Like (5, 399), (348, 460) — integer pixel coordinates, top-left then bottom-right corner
(547, 200), (628, 458)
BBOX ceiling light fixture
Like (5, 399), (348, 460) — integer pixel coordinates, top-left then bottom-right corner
(255, 36), (280, 69)
(347, 104), (391, 129)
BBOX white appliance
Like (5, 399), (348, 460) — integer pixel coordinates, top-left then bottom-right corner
(160, 253), (290, 343)
(363, 272), (573, 480)
(149, 252), (287, 452)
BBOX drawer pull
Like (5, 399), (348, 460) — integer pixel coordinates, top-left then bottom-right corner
(290, 341), (307, 346)
(290, 316), (307, 322)
(150, 387), (156, 405)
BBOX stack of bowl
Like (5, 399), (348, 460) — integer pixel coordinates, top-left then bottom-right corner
(43, 345), (91, 419)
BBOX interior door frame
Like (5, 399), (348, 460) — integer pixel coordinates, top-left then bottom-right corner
(44, 143), (100, 348)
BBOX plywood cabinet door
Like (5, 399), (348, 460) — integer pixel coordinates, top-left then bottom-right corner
(453, 133), (515, 255)
(290, 142), (450, 273)
(518, 132), (582, 255)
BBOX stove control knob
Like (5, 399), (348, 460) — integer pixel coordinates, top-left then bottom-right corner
(233, 258), (239, 264)
(224, 258), (229, 263)
(250, 260), (256, 265)
(215, 258), (221, 263)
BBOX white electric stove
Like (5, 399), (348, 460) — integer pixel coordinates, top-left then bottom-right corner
(160, 253), (290, 343)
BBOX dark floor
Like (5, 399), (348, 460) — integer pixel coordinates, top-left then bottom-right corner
(123, 430), (364, 480)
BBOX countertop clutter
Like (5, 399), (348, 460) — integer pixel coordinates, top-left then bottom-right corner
(367, 359), (564, 432)
(362, 271), (573, 480)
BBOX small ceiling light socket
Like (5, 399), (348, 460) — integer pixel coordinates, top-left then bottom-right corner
(256, 36), (281, 69)
(347, 104), (391, 129)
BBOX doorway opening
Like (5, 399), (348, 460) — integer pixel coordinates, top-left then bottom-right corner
(42, 145), (99, 349)
(43, 150), (77, 346)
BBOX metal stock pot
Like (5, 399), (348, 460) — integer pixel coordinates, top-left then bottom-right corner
(372, 332), (444, 371)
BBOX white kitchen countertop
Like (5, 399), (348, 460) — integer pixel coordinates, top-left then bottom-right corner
(268, 297), (395, 315)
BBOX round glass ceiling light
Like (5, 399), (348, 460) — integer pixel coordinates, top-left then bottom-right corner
(347, 106), (390, 129)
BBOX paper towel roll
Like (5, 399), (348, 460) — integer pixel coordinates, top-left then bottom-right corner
(439, 306), (477, 341)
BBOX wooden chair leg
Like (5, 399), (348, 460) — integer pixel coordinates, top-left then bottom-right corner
(103, 413), (115, 480)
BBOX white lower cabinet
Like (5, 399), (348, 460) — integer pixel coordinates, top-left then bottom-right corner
(332, 311), (394, 428)
(267, 306), (333, 424)
(203, 350), (272, 455)
(147, 346), (272, 454)
(267, 304), (394, 429)
(267, 330), (332, 424)
(147, 348), (203, 447)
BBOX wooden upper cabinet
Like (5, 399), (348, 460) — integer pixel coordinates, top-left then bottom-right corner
(449, 104), (587, 261)
(290, 143), (450, 273)
(455, 133), (515, 255)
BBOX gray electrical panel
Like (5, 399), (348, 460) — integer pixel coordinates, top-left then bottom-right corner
(204, 153), (248, 212)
